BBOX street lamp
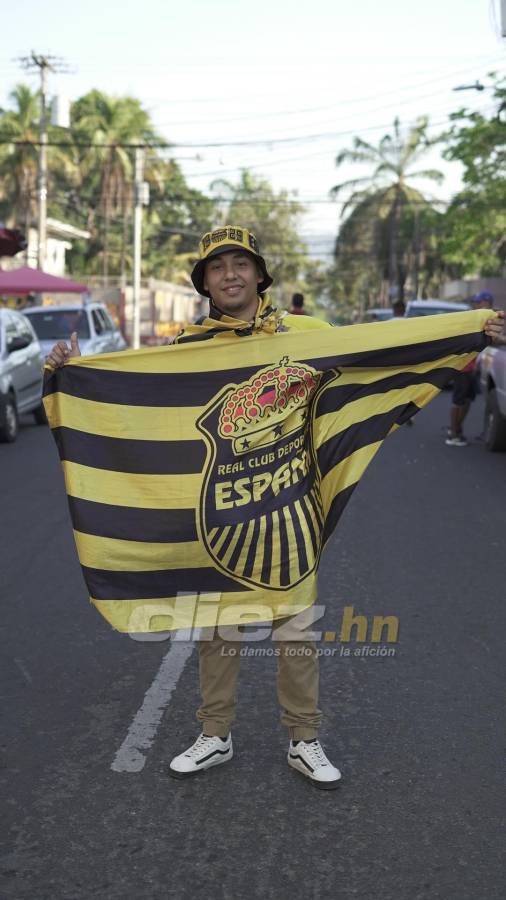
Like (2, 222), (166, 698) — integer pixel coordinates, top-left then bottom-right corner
(452, 81), (486, 92)
(451, 80), (505, 122)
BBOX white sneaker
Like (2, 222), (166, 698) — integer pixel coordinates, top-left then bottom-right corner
(169, 733), (233, 779)
(445, 436), (468, 446)
(288, 739), (342, 790)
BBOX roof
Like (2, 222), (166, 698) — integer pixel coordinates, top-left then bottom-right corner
(407, 299), (470, 310)
(45, 218), (91, 241)
(0, 307), (31, 319)
(0, 267), (87, 294)
(24, 303), (103, 313)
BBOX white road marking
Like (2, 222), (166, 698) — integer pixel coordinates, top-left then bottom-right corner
(111, 632), (196, 773)
(14, 657), (33, 685)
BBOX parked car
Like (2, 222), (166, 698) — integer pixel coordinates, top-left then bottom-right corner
(362, 308), (394, 323)
(406, 299), (470, 317)
(23, 303), (127, 359)
(0, 308), (45, 442)
(479, 345), (506, 451)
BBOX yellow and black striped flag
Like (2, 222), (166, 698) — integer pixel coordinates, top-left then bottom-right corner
(43, 310), (490, 634)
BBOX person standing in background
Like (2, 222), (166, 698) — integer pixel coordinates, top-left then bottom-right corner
(289, 293), (307, 315)
(392, 300), (406, 318)
(446, 292), (495, 446)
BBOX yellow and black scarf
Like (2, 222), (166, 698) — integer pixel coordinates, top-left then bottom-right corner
(174, 294), (287, 342)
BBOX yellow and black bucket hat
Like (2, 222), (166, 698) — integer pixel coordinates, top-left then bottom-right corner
(191, 226), (273, 298)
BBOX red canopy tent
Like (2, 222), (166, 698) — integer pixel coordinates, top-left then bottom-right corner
(0, 266), (87, 294)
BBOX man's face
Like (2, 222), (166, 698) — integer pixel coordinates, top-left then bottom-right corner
(203, 250), (262, 318)
(473, 299), (493, 310)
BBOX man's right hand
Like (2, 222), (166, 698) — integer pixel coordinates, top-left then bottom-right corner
(45, 332), (81, 369)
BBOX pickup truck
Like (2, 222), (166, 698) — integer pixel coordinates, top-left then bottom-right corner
(479, 345), (506, 451)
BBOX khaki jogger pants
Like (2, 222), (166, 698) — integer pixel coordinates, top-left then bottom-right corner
(196, 616), (322, 740)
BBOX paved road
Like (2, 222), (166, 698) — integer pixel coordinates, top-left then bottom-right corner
(1, 396), (505, 900)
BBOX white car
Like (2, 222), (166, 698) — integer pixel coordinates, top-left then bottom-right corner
(0, 308), (45, 442)
(24, 303), (127, 359)
(405, 299), (470, 317)
(479, 346), (506, 451)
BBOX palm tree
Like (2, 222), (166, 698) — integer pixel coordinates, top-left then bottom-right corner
(0, 83), (79, 251)
(0, 84), (40, 235)
(71, 91), (165, 281)
(331, 117), (444, 303)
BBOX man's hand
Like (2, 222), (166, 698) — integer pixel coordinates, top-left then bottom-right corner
(45, 332), (81, 369)
(484, 311), (505, 344)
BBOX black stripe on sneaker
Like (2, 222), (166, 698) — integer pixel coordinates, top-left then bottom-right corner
(289, 752), (314, 774)
(196, 747), (231, 766)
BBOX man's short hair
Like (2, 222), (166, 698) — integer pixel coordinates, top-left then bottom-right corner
(392, 300), (406, 317)
(292, 293), (304, 308)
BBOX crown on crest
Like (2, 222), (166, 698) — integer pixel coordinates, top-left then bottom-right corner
(218, 357), (318, 444)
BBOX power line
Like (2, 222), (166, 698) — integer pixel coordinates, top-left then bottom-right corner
(174, 103), (498, 153)
(177, 105), (500, 179)
(0, 102), (500, 152)
(153, 62), (506, 130)
(141, 52), (505, 108)
(41, 184), (506, 215)
(0, 137), (169, 149)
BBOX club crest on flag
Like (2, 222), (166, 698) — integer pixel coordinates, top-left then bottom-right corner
(197, 358), (325, 590)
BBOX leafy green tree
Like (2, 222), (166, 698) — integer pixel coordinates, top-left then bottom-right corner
(0, 82), (326, 301)
(0, 84), (78, 249)
(143, 158), (216, 283)
(442, 77), (506, 276)
(209, 169), (313, 306)
(69, 90), (163, 279)
(331, 117), (444, 304)
(61, 91), (216, 284)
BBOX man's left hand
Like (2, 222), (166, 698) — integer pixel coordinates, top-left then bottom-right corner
(484, 310), (505, 343)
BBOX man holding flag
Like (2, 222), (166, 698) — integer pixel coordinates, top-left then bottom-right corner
(44, 226), (504, 790)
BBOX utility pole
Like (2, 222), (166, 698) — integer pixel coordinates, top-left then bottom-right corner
(132, 146), (148, 350)
(413, 207), (420, 300)
(18, 52), (68, 269)
(37, 60), (49, 269)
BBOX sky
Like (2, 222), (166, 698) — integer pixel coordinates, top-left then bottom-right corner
(1, 0), (505, 259)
